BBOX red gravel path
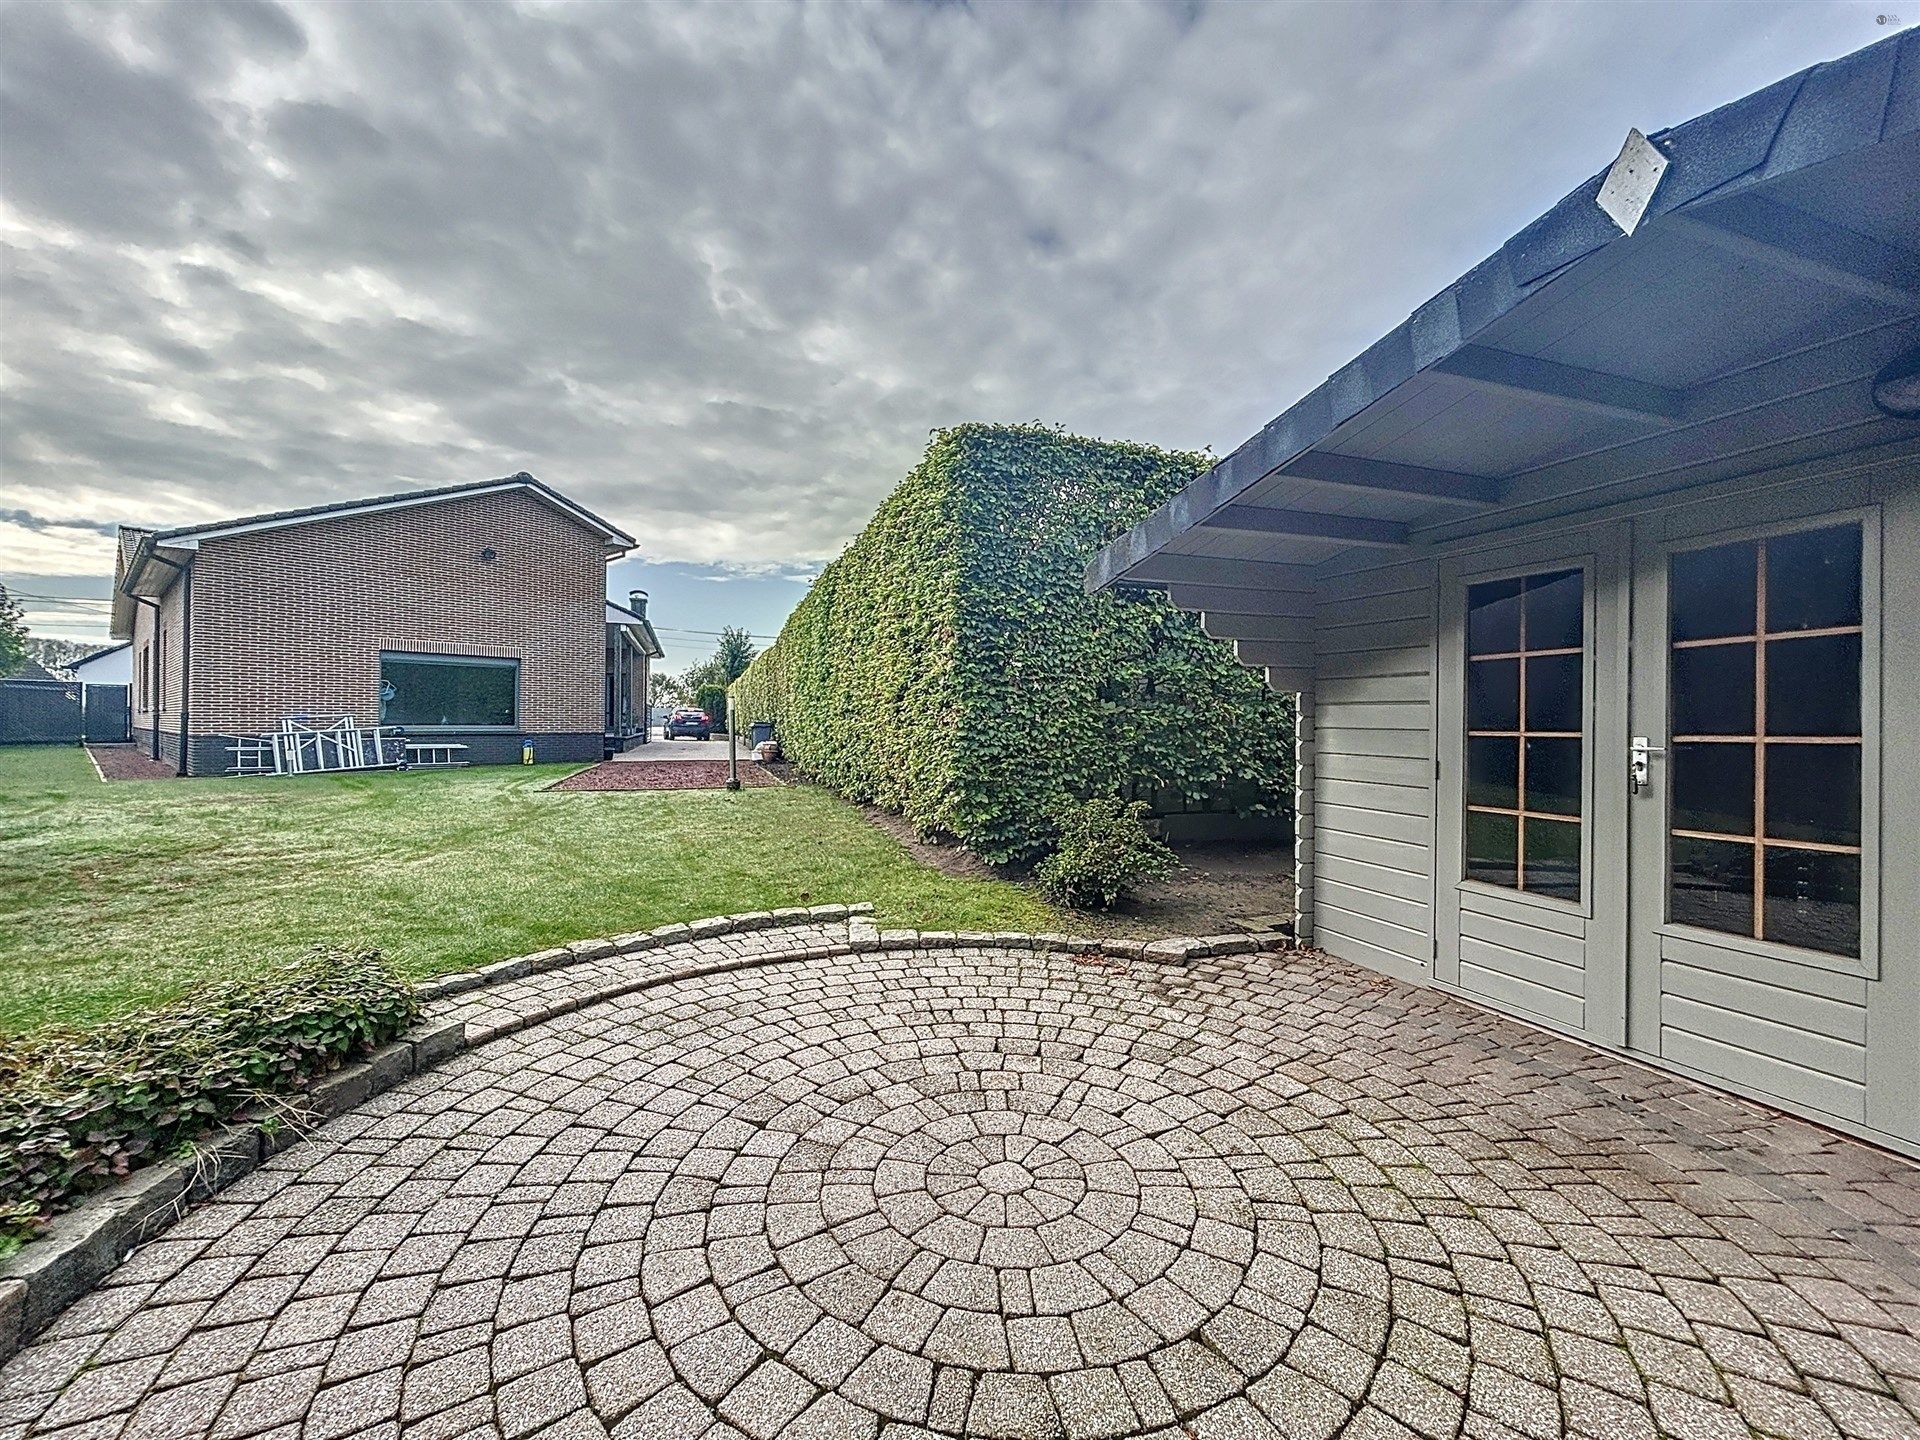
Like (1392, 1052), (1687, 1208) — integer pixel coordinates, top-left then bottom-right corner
(86, 745), (178, 781)
(549, 760), (779, 791)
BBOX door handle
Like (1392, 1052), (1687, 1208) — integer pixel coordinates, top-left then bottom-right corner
(1630, 736), (1666, 794)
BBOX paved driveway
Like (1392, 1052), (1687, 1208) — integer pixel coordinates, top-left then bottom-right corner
(613, 735), (732, 762)
(4, 944), (1918, 1439)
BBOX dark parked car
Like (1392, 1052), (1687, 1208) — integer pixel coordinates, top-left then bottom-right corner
(665, 707), (713, 740)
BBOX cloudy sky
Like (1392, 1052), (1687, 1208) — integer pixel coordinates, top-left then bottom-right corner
(0, 0), (1892, 665)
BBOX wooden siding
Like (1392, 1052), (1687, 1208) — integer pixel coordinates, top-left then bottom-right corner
(1165, 447), (1917, 1155)
(1460, 894), (1587, 1030)
(1657, 932), (1868, 1121)
(1310, 558), (1436, 982)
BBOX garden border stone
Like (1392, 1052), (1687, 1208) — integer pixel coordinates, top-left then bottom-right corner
(0, 905), (1290, 1362)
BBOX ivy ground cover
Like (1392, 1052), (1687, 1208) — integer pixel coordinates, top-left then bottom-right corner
(0, 745), (1057, 1034)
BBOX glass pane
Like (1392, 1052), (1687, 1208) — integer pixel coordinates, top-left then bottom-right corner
(1766, 524), (1861, 633)
(1670, 642), (1755, 737)
(1465, 811), (1518, 889)
(1765, 633), (1862, 738)
(379, 655), (517, 728)
(1524, 818), (1581, 900)
(1671, 539), (1757, 642)
(1467, 659), (1520, 731)
(1524, 570), (1583, 651)
(1763, 848), (1860, 958)
(1467, 737), (1519, 810)
(1671, 743), (1755, 836)
(1524, 737), (1582, 817)
(1524, 653), (1582, 732)
(1670, 835), (1755, 938)
(1764, 743), (1861, 848)
(1467, 578), (1523, 656)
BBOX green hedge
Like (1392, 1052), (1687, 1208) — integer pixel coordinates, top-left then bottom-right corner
(694, 684), (728, 732)
(0, 950), (419, 1244)
(732, 423), (1294, 865)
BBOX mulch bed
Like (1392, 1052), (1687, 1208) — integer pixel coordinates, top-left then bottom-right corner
(549, 761), (780, 792)
(86, 745), (178, 781)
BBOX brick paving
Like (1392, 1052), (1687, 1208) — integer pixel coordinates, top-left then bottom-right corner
(4, 937), (1919, 1439)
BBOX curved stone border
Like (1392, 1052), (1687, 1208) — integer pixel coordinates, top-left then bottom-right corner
(411, 900), (881, 1004)
(0, 908), (1291, 1362)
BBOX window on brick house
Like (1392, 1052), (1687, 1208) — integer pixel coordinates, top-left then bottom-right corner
(379, 653), (518, 729)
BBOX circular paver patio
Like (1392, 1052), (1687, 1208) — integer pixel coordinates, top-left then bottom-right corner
(4, 943), (1919, 1439)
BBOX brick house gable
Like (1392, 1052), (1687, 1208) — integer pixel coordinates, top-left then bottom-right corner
(120, 477), (627, 773)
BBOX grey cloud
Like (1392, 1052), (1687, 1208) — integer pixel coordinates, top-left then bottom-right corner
(0, 0), (1881, 582)
(0, 4), (239, 239)
(0, 509), (117, 536)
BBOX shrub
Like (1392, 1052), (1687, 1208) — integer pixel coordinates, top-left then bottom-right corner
(730, 641), (786, 736)
(694, 683), (729, 732)
(0, 950), (419, 1244)
(731, 423), (1295, 864)
(1035, 797), (1176, 909)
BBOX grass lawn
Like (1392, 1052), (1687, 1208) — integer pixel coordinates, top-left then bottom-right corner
(0, 746), (1061, 1034)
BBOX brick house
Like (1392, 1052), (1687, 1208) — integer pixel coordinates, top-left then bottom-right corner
(109, 474), (656, 774)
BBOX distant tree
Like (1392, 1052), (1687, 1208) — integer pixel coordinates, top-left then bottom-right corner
(650, 673), (688, 710)
(25, 637), (107, 676)
(712, 626), (757, 683)
(677, 626), (758, 694)
(0, 584), (27, 679)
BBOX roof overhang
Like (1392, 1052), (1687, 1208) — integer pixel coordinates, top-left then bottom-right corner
(605, 600), (665, 658)
(1087, 32), (1920, 598)
(109, 528), (189, 638)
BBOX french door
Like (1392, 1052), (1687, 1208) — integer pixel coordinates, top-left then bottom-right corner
(1436, 523), (1630, 1044)
(1626, 491), (1882, 1128)
(1436, 471), (1907, 1145)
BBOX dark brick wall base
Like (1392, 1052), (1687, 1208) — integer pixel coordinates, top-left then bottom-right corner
(131, 727), (185, 772)
(425, 732), (602, 767)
